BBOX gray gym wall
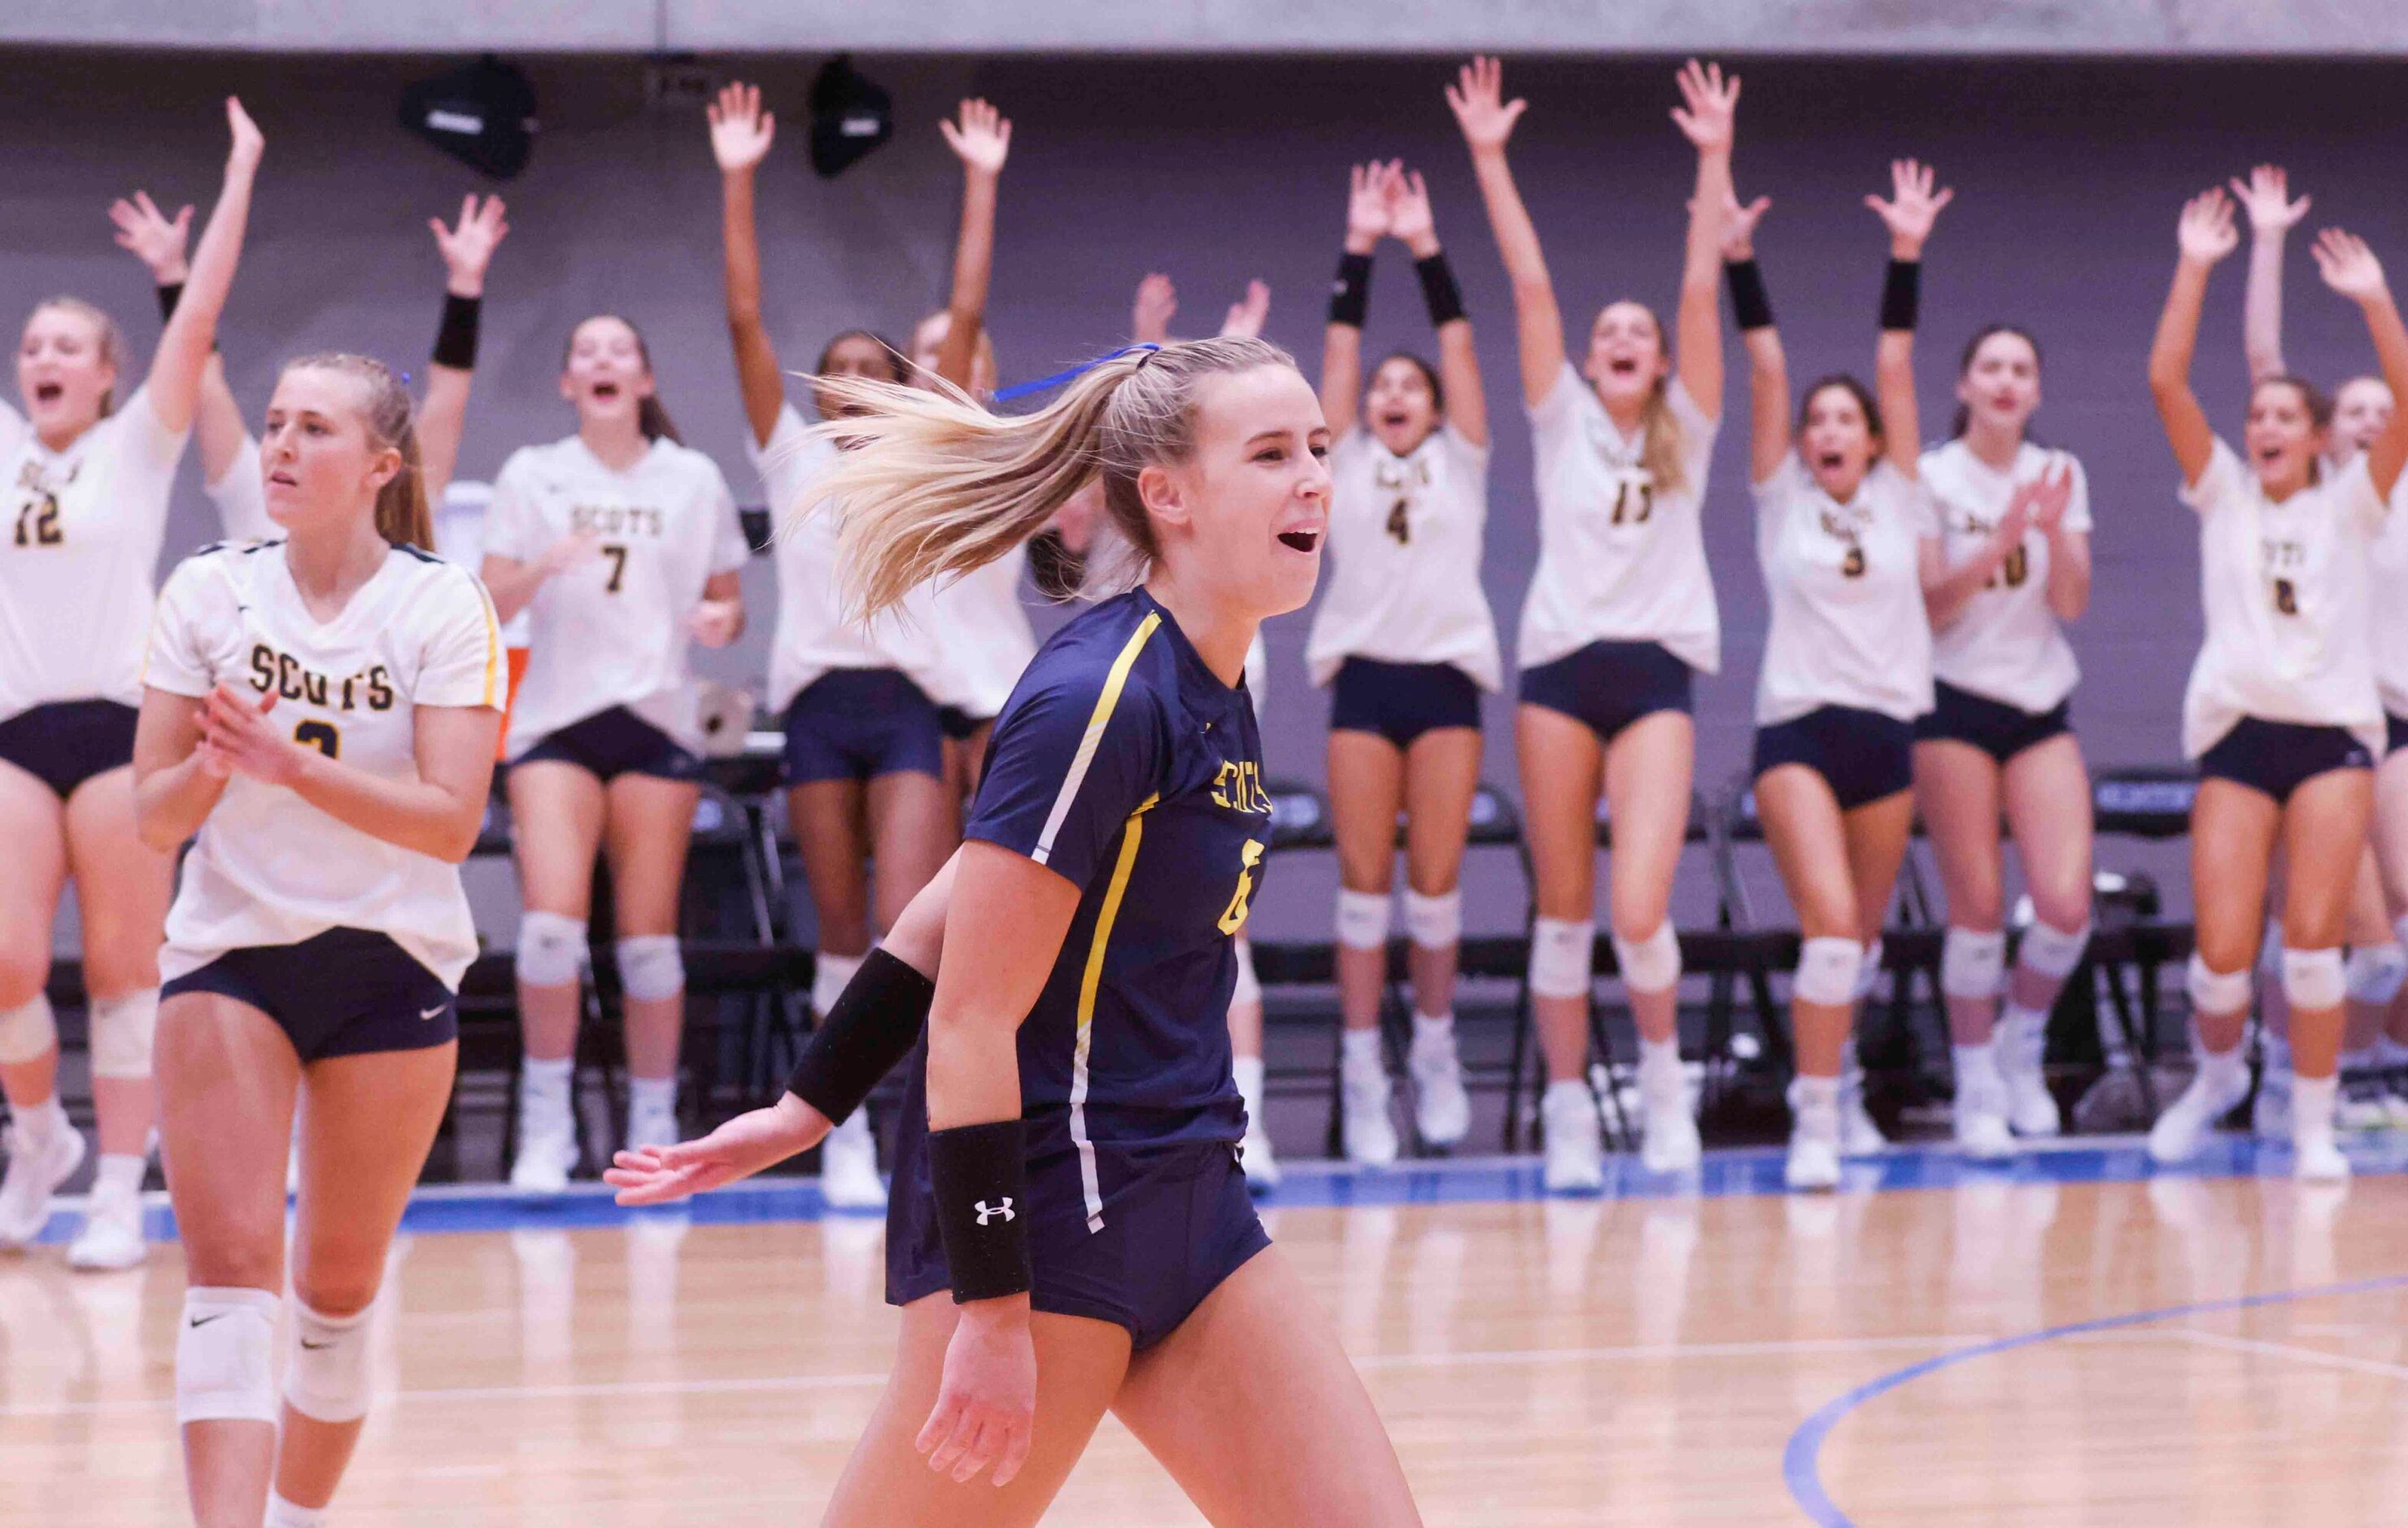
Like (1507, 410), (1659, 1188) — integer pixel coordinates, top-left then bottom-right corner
(11, 46), (2397, 945)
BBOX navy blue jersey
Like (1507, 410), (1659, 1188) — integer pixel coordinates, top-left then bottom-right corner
(965, 588), (1271, 1207)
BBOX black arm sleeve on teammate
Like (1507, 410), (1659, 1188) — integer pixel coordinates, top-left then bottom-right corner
(431, 293), (482, 371)
(1880, 260), (1921, 332)
(783, 948), (936, 1123)
(1415, 251), (1465, 328)
(156, 282), (184, 322)
(1329, 251), (1374, 328)
(1725, 260), (1773, 332)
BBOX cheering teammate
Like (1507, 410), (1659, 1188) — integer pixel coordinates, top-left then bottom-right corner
(0, 99), (260, 1268)
(479, 313), (747, 1190)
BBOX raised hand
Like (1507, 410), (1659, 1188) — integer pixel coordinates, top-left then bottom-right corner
(1345, 161), (1394, 254)
(1385, 166), (1440, 257)
(1670, 59), (1740, 156)
(2228, 164), (2309, 236)
(2312, 227), (2389, 306)
(1720, 190), (1771, 261)
(709, 81), (776, 175)
(1446, 55), (1527, 153)
(2176, 188), (2240, 267)
(604, 1095), (826, 1206)
(1865, 158), (1952, 259)
(1131, 273), (1177, 345)
(940, 98), (1011, 179)
(1220, 280), (1271, 340)
(430, 194), (509, 298)
(225, 97), (264, 170)
(109, 190), (194, 284)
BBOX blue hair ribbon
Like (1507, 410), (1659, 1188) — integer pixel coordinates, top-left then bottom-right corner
(991, 343), (1160, 404)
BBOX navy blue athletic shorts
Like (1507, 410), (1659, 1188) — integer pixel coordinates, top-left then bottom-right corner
(1329, 657), (1482, 750)
(0, 700), (137, 801)
(2198, 717), (2373, 806)
(516, 706), (703, 784)
(1518, 640), (1693, 744)
(162, 928), (457, 1063)
(1754, 705), (1916, 811)
(2388, 712), (2408, 758)
(1913, 681), (2073, 766)
(935, 705), (987, 744)
(782, 669), (947, 786)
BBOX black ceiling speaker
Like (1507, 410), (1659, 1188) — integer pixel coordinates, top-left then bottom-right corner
(400, 57), (539, 181)
(809, 55), (892, 179)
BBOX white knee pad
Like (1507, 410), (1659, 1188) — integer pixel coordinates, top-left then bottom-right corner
(2186, 953), (2252, 1016)
(1231, 936), (1262, 1008)
(614, 936), (684, 1003)
(2282, 946), (2347, 1011)
(1852, 937), (1886, 1004)
(176, 1287), (280, 1425)
(1402, 888), (1462, 951)
(2345, 943), (2408, 1006)
(1333, 888), (1392, 951)
(88, 989), (159, 1080)
(1529, 918), (1596, 1000)
(514, 911), (587, 990)
(285, 1299), (374, 1423)
(0, 994), (56, 1065)
(1795, 937), (1864, 1007)
(812, 950), (865, 1018)
(1609, 921), (1682, 994)
(1940, 928), (2007, 1001)
(2018, 919), (2092, 981)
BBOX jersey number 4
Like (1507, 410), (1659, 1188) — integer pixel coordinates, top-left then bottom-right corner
(1385, 498), (1411, 545)
(12, 496), (61, 547)
(294, 720), (340, 760)
(1216, 839), (1266, 936)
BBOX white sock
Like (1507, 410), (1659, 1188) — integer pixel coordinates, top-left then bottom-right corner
(1638, 1035), (1681, 1077)
(15, 1094), (69, 1146)
(2000, 1000), (2048, 1035)
(94, 1153), (145, 1198)
(1542, 1077), (1590, 1110)
(813, 950), (866, 1019)
(628, 1076), (677, 1119)
(521, 1055), (573, 1100)
(1231, 1054), (1265, 1113)
(2293, 1074), (2338, 1133)
(264, 1490), (329, 1528)
(1340, 1027), (1383, 1076)
(2199, 1043), (2249, 1091)
(1411, 1011), (1455, 1049)
(1953, 1042), (2002, 1094)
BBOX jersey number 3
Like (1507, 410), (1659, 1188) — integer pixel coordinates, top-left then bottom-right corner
(13, 496), (62, 547)
(294, 720), (340, 760)
(1216, 839), (1266, 936)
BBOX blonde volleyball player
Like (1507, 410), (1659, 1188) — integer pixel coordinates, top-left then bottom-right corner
(1308, 161), (1496, 1164)
(1911, 324), (2096, 1158)
(0, 99), (260, 1269)
(478, 315), (747, 1190)
(1452, 57), (1739, 1185)
(2144, 190), (2408, 1178)
(135, 353), (502, 1528)
(711, 81), (956, 1206)
(1730, 162), (1957, 1191)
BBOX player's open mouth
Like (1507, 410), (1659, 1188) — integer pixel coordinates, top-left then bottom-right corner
(1379, 409), (1412, 430)
(1817, 450), (1847, 471)
(591, 382), (621, 400)
(1276, 529), (1320, 552)
(33, 382), (62, 404)
(1606, 357), (1640, 378)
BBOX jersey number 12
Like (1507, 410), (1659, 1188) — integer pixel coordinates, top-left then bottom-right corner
(13, 495), (61, 547)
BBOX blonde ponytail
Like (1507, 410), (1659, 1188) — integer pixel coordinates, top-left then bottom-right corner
(801, 335), (1295, 622)
(1639, 382), (1688, 498)
(280, 351), (434, 550)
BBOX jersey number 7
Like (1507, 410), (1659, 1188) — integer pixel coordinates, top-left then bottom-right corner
(601, 544), (629, 593)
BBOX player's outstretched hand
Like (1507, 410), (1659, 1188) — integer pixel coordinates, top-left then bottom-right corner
(604, 1094), (831, 1205)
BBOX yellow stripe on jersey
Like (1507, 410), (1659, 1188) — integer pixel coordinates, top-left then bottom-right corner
(1032, 613), (1161, 869)
(1067, 797), (1154, 1233)
(473, 577), (504, 709)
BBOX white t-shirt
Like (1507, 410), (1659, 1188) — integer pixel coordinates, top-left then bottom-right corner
(484, 435), (748, 758)
(2368, 475), (2408, 722)
(1920, 439), (2092, 714)
(0, 387), (190, 721)
(2179, 438), (2387, 759)
(203, 434), (277, 544)
(1751, 452), (1939, 726)
(1519, 365), (1721, 675)
(145, 540), (504, 989)
(1305, 423), (1503, 692)
(929, 544), (1038, 721)
(751, 402), (957, 715)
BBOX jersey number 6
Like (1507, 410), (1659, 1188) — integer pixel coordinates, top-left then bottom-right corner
(1216, 839), (1266, 936)
(294, 720), (340, 760)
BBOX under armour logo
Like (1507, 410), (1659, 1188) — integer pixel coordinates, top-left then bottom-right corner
(974, 1198), (1014, 1225)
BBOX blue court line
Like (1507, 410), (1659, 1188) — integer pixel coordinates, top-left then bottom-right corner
(29, 1131), (2408, 1246)
(1781, 1270), (2408, 1526)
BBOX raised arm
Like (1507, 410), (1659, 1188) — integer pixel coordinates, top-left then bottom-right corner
(2148, 190), (2240, 487)
(932, 98), (1011, 392)
(1724, 194), (1790, 484)
(1385, 164), (1487, 447)
(1448, 56), (1562, 408)
(418, 194), (509, 505)
(1865, 159), (1951, 480)
(1320, 161), (1392, 439)
(1130, 273), (1177, 345)
(1670, 60), (1738, 419)
(1218, 280), (1270, 339)
(2232, 164), (2309, 385)
(710, 81), (785, 448)
(146, 99), (263, 435)
(2313, 229), (2408, 500)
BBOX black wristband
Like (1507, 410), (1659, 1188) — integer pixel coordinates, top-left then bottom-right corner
(155, 282), (184, 323)
(431, 293), (482, 370)
(1329, 251), (1374, 328)
(1415, 251), (1465, 328)
(783, 948), (935, 1124)
(1880, 260), (1921, 331)
(929, 1119), (1034, 1303)
(1725, 260), (1773, 332)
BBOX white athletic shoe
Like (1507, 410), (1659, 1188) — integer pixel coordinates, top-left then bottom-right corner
(1407, 1027), (1472, 1149)
(820, 1112), (887, 1210)
(1341, 1062), (1399, 1166)
(625, 1102), (680, 1154)
(1539, 1081), (1604, 1193)
(0, 1121), (86, 1247)
(2293, 1127), (2352, 1183)
(1839, 1085), (1887, 1156)
(1953, 1098), (2015, 1160)
(509, 1100), (579, 1194)
(1784, 1082), (1842, 1193)
(1637, 1052), (1701, 1174)
(1996, 1014), (2062, 1137)
(1239, 1113), (1282, 1191)
(2148, 1063), (2251, 1166)
(66, 1181), (146, 1271)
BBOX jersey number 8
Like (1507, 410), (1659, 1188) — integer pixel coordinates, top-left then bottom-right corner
(1216, 839), (1266, 936)
(13, 495), (62, 548)
(294, 720), (340, 760)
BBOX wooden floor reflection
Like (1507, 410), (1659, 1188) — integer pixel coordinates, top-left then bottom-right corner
(6, 1159), (2407, 1525)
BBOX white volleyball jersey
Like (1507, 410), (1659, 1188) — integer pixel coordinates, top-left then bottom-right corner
(1752, 453), (1938, 726)
(0, 386), (190, 721)
(2373, 475), (2408, 721)
(1920, 439), (2092, 714)
(2179, 438), (2386, 759)
(752, 403), (957, 715)
(484, 435), (748, 758)
(1305, 422), (1503, 692)
(203, 434), (277, 543)
(145, 539), (504, 989)
(1519, 365), (1721, 675)
(929, 543), (1038, 721)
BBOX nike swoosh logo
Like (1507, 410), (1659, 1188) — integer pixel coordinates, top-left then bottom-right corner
(419, 1005), (447, 1021)
(189, 1314), (225, 1329)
